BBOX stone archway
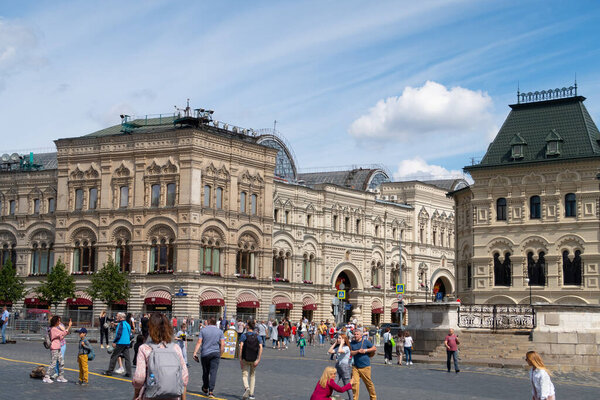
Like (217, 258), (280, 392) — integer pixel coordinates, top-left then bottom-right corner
(331, 266), (362, 324)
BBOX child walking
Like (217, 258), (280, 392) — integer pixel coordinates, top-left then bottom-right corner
(76, 327), (91, 385)
(176, 322), (188, 365)
(297, 333), (307, 356)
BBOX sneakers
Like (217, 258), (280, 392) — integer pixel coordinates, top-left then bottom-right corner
(51, 374), (58, 380)
(56, 377), (68, 383)
(249, 396), (255, 400)
(202, 387), (209, 394)
(115, 367), (125, 374)
(42, 377), (53, 384)
(103, 371), (113, 376)
(100, 345), (105, 349)
(409, 361), (413, 365)
(242, 388), (250, 400)
(208, 393), (215, 398)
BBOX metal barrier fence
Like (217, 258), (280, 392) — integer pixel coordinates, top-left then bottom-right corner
(458, 304), (536, 330)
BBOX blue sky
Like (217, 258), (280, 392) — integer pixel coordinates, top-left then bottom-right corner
(1, 0), (599, 180)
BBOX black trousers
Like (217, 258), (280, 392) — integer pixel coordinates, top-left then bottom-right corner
(384, 342), (393, 361)
(100, 328), (109, 345)
(108, 345), (132, 376)
(201, 353), (221, 391)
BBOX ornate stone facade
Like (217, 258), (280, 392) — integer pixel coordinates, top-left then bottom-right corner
(0, 113), (458, 324)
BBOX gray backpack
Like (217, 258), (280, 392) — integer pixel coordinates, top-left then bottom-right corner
(144, 342), (184, 399)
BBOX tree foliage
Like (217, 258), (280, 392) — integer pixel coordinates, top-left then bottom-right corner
(0, 259), (25, 305)
(87, 255), (130, 307)
(37, 259), (75, 312)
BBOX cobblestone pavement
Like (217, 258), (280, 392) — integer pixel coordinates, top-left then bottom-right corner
(0, 341), (598, 399)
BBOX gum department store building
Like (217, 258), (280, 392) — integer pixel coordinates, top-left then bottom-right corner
(0, 107), (462, 325)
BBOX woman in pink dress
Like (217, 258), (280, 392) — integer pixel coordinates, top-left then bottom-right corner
(310, 366), (353, 400)
(133, 313), (189, 400)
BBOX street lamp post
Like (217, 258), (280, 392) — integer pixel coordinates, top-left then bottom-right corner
(525, 277), (532, 305)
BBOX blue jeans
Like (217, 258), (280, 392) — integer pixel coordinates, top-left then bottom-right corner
(447, 350), (459, 371)
(336, 363), (353, 400)
(319, 334), (325, 344)
(299, 346), (305, 356)
(404, 347), (412, 363)
(1, 323), (6, 343)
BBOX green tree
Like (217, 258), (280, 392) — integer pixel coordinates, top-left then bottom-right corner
(37, 259), (76, 313)
(87, 256), (130, 310)
(0, 259), (25, 305)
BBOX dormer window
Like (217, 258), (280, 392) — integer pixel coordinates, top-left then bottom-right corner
(510, 133), (527, 160)
(511, 145), (524, 159)
(545, 129), (563, 156)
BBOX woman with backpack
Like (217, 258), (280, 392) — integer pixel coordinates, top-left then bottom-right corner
(43, 316), (72, 383)
(382, 327), (394, 364)
(133, 313), (189, 400)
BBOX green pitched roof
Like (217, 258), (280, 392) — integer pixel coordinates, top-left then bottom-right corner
(466, 96), (600, 170)
(82, 115), (178, 138)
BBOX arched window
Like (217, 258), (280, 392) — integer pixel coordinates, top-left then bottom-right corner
(251, 194), (257, 215)
(1, 243), (16, 267)
(563, 250), (582, 286)
(166, 183), (176, 206)
(150, 238), (175, 272)
(199, 230), (221, 274)
(74, 189), (83, 210)
(151, 184), (161, 207)
(302, 254), (314, 282)
(530, 196), (541, 219)
(493, 252), (511, 286)
(88, 188), (98, 210)
(527, 251), (545, 286)
(496, 198), (507, 221)
(204, 185), (211, 207)
(371, 262), (380, 287)
(236, 234), (256, 275)
(240, 191), (246, 213)
(272, 250), (286, 279)
(115, 239), (131, 272)
(565, 193), (576, 217)
(216, 187), (223, 210)
(73, 240), (96, 273)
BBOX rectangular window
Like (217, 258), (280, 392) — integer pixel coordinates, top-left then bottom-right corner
(204, 185), (211, 208)
(48, 198), (55, 213)
(433, 230), (437, 246)
(284, 210), (289, 224)
(467, 264), (472, 289)
(333, 215), (338, 231)
(120, 186), (129, 208)
(307, 214), (312, 227)
(251, 194), (257, 215)
(75, 189), (83, 210)
(240, 191), (246, 213)
(33, 199), (40, 214)
(9, 200), (16, 215)
(151, 184), (160, 207)
(375, 225), (379, 237)
(356, 219), (361, 234)
(166, 183), (176, 206)
(216, 187), (223, 210)
(345, 217), (349, 232)
(89, 188), (98, 210)
(274, 208), (279, 222)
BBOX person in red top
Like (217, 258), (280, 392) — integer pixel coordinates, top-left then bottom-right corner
(444, 328), (460, 373)
(310, 366), (353, 400)
(172, 316), (178, 332)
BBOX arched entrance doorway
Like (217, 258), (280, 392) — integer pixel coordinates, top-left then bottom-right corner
(433, 278), (446, 302)
(333, 270), (359, 324)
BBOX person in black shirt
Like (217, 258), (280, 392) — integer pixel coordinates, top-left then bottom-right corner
(140, 314), (149, 340)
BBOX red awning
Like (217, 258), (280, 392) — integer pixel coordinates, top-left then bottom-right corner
(272, 295), (293, 310)
(25, 298), (48, 306)
(237, 292), (260, 309)
(0, 300), (12, 305)
(372, 308), (383, 314)
(113, 299), (127, 305)
(144, 290), (172, 305)
(67, 291), (93, 306)
(26, 308), (50, 314)
(200, 290), (224, 307)
(302, 296), (317, 311)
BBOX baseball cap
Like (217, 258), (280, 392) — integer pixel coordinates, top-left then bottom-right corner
(76, 328), (88, 334)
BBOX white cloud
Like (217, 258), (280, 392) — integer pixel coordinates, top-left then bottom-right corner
(393, 157), (469, 182)
(0, 18), (44, 77)
(348, 81), (495, 142)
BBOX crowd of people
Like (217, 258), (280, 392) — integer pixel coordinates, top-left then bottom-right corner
(31, 310), (557, 400)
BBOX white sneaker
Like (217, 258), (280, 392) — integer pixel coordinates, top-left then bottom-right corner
(409, 361), (413, 365)
(42, 377), (53, 384)
(100, 345), (104, 349)
(242, 388), (250, 400)
(116, 367), (125, 374)
(51, 374), (58, 380)
(56, 377), (68, 383)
